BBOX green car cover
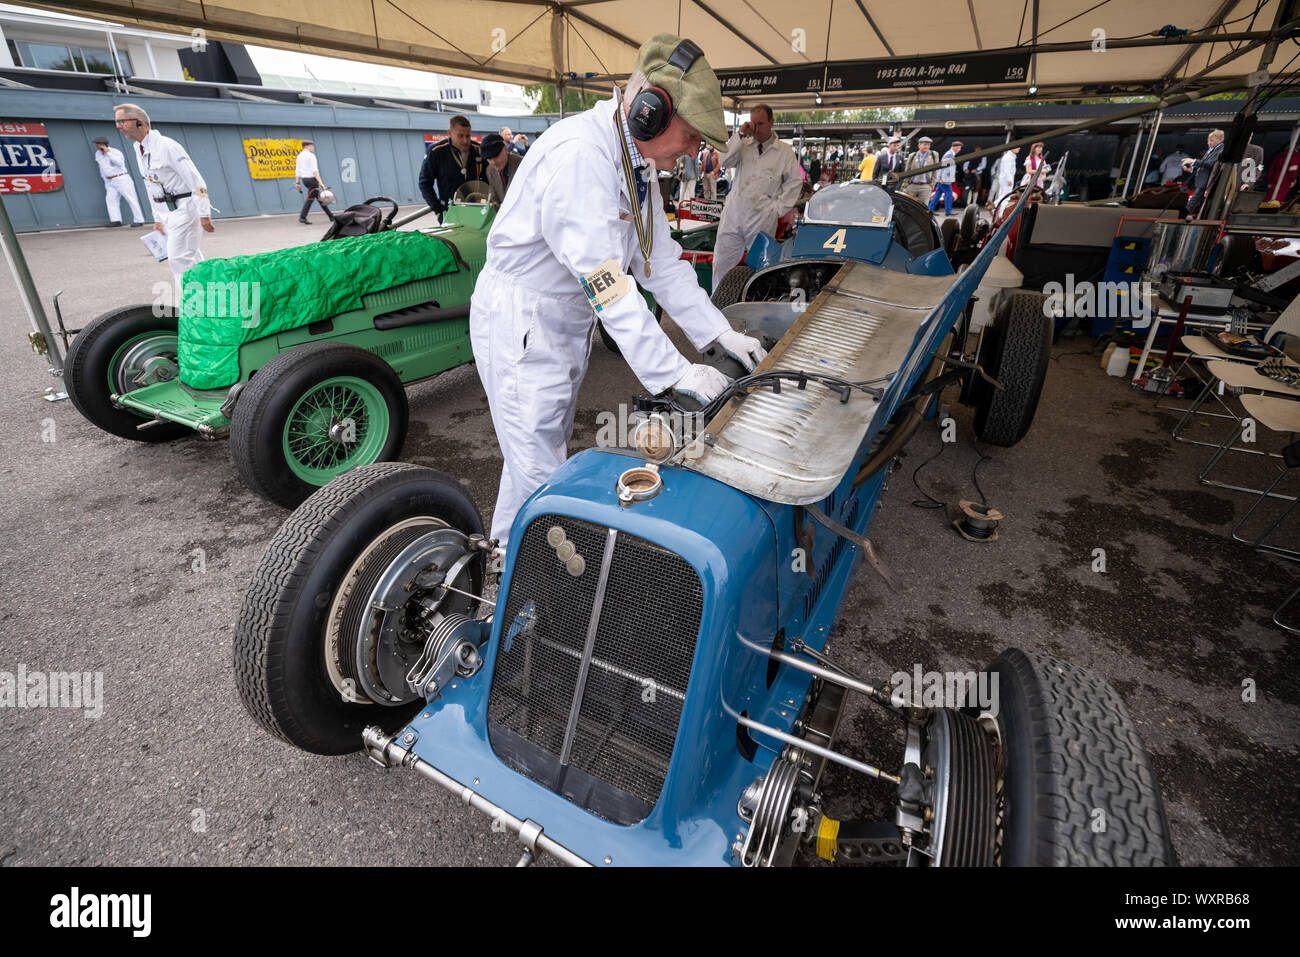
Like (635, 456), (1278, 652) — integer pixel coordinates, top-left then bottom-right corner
(177, 232), (458, 390)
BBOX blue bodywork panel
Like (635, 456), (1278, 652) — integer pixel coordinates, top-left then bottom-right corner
(744, 217), (953, 278)
(401, 447), (889, 865)
(397, 181), (1038, 866)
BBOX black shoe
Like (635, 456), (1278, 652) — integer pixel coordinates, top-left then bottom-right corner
(107, 221), (124, 228)
(129, 222), (144, 228)
(299, 218), (312, 224)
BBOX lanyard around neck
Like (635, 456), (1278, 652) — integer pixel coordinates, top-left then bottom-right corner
(614, 109), (653, 278)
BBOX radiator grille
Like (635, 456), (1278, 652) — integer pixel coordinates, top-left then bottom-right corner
(487, 515), (703, 824)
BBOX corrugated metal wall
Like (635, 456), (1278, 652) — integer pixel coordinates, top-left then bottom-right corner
(0, 87), (549, 231)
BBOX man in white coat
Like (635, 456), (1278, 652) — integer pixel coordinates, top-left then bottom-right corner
(114, 103), (214, 290)
(469, 34), (766, 544)
(991, 147), (1020, 209)
(92, 136), (144, 227)
(711, 103), (804, 290)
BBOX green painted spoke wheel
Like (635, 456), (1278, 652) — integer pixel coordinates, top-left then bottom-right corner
(230, 343), (409, 508)
(282, 376), (389, 484)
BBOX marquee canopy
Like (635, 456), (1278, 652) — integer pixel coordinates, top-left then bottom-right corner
(30, 1), (1300, 108)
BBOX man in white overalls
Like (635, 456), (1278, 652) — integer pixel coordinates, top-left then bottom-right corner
(114, 103), (214, 292)
(468, 33), (766, 544)
(92, 136), (144, 227)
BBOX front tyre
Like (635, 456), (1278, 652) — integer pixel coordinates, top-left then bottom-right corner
(991, 648), (1175, 866)
(230, 342), (408, 508)
(64, 304), (189, 442)
(233, 463), (485, 755)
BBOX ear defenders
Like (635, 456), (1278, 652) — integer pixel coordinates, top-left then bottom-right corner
(627, 38), (703, 142)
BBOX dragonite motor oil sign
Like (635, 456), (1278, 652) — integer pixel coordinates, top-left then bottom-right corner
(0, 121), (63, 193)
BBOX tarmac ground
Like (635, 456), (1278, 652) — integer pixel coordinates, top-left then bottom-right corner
(0, 207), (1295, 866)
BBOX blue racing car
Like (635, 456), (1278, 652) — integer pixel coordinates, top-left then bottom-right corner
(232, 180), (1173, 867)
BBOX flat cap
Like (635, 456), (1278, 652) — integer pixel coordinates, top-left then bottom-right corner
(635, 33), (728, 151)
(92, 136), (109, 145)
(480, 132), (506, 159)
(918, 136), (933, 143)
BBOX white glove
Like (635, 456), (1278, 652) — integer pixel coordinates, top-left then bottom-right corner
(671, 363), (731, 406)
(711, 329), (767, 373)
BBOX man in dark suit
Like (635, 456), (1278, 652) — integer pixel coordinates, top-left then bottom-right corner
(874, 136), (907, 183)
(1183, 129), (1224, 216)
(419, 115), (485, 221)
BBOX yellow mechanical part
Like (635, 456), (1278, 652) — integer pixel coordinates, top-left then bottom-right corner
(816, 815), (840, 862)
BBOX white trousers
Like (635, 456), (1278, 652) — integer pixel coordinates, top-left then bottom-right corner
(163, 204), (204, 287)
(104, 176), (143, 223)
(711, 214), (769, 292)
(679, 177), (697, 204)
(469, 264), (595, 543)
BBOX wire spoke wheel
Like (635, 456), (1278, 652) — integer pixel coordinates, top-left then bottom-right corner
(231, 343), (408, 508)
(282, 375), (388, 484)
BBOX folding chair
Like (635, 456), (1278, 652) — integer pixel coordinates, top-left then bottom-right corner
(1169, 294), (1300, 447)
(1228, 398), (1300, 557)
(1197, 360), (1300, 496)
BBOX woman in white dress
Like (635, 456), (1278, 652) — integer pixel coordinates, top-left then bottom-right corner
(1020, 141), (1050, 187)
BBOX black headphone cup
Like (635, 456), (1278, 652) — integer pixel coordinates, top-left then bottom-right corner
(628, 86), (673, 141)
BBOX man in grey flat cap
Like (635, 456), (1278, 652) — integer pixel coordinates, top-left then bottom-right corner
(903, 136), (937, 206)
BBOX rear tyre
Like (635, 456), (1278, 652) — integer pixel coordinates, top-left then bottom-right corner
(990, 648), (1175, 866)
(940, 218), (959, 258)
(64, 304), (189, 442)
(710, 263), (755, 309)
(233, 463), (485, 755)
(968, 291), (1052, 447)
(960, 202), (979, 245)
(230, 342), (408, 508)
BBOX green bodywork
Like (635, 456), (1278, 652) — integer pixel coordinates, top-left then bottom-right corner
(115, 202), (494, 431)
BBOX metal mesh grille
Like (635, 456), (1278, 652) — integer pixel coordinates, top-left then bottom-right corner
(488, 516), (606, 759)
(487, 515), (703, 820)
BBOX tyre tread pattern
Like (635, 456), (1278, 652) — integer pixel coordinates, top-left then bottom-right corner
(978, 291), (1052, 446)
(993, 647), (1175, 866)
(710, 263), (755, 309)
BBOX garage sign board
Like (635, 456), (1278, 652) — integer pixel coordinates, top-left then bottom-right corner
(0, 121), (63, 193)
(717, 52), (1033, 97)
(243, 138), (302, 180)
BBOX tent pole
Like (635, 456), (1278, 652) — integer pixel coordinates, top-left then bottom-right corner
(1121, 117), (1145, 200)
(0, 191), (65, 400)
(1134, 110), (1164, 196)
(1269, 121), (1300, 202)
